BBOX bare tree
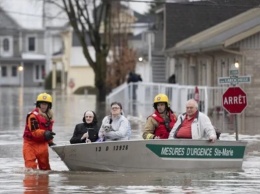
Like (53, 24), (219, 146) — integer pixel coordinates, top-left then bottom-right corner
(47, 0), (138, 102)
(48, 0), (112, 102)
(106, 2), (136, 90)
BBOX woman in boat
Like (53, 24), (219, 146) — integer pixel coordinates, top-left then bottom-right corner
(98, 102), (131, 141)
(168, 99), (217, 142)
(142, 93), (177, 139)
(70, 110), (99, 144)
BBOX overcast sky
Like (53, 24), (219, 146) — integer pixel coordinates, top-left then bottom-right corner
(0, 0), (150, 29)
(130, 1), (149, 14)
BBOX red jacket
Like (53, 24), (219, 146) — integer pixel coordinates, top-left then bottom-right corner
(151, 110), (177, 139)
(23, 108), (54, 142)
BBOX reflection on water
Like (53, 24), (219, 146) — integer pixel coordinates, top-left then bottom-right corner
(0, 87), (260, 193)
(23, 173), (49, 194)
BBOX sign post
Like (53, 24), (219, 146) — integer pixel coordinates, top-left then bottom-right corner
(222, 87), (247, 114)
(68, 78), (75, 94)
(218, 67), (251, 140)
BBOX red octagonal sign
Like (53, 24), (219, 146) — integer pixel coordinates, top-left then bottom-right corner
(222, 87), (247, 114)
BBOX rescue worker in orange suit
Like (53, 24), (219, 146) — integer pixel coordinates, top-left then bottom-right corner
(23, 92), (56, 170)
(142, 94), (177, 139)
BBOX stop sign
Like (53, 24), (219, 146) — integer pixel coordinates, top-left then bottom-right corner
(222, 87), (247, 114)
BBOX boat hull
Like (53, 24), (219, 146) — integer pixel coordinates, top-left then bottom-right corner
(51, 139), (247, 172)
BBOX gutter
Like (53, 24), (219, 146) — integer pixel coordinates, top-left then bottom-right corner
(165, 44), (224, 57)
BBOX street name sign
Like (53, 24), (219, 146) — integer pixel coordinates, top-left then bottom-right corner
(218, 76), (251, 85)
(218, 68), (251, 86)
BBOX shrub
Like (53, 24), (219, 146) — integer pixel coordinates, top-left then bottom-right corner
(74, 86), (97, 95)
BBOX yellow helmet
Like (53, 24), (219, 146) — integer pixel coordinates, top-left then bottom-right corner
(154, 94), (169, 103)
(36, 93), (52, 108)
(153, 93), (169, 108)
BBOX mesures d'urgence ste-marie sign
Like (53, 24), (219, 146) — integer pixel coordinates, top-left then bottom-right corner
(146, 144), (245, 159)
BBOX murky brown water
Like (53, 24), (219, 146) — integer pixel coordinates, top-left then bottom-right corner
(0, 87), (260, 193)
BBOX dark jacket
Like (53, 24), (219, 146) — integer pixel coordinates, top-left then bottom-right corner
(70, 123), (99, 144)
(127, 72), (142, 83)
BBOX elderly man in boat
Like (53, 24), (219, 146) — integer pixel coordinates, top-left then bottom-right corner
(168, 99), (217, 142)
(143, 94), (177, 139)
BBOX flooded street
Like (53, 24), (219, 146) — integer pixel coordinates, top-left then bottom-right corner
(0, 87), (260, 193)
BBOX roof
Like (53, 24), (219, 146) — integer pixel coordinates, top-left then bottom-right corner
(166, 8), (260, 54)
(0, 0), (43, 29)
(0, 0), (68, 30)
(22, 53), (46, 60)
(0, 7), (21, 29)
(134, 11), (155, 24)
(165, 0), (260, 49)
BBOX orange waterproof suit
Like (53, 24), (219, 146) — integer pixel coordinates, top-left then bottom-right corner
(23, 108), (54, 170)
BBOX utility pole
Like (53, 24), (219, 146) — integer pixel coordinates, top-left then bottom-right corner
(147, 31), (153, 82)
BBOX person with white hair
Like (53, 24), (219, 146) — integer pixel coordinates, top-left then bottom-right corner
(168, 99), (217, 142)
(70, 110), (99, 144)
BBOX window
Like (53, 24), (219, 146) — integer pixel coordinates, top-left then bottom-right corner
(35, 64), (45, 81)
(1, 66), (7, 77)
(41, 65), (45, 79)
(35, 65), (39, 79)
(28, 37), (36, 51)
(11, 66), (17, 77)
(3, 38), (9, 51)
(0, 36), (13, 56)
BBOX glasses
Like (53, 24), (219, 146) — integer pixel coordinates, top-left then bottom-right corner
(111, 107), (120, 110)
(85, 116), (93, 118)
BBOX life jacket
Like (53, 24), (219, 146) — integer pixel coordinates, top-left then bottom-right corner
(151, 110), (177, 139)
(23, 108), (54, 142)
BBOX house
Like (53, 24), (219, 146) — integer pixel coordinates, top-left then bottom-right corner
(66, 32), (95, 94)
(129, 13), (155, 82)
(49, 25), (72, 91)
(0, 8), (22, 86)
(0, 0), (154, 91)
(0, 0), (74, 89)
(66, 2), (154, 93)
(147, 0), (260, 83)
(0, 8), (47, 87)
(165, 7), (260, 116)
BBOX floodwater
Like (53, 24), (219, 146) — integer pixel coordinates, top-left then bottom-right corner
(0, 87), (260, 194)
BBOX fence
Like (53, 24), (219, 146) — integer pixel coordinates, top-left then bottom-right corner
(106, 82), (236, 132)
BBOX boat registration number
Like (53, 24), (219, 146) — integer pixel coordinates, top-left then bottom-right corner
(95, 145), (128, 152)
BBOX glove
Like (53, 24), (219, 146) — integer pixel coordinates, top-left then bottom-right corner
(48, 142), (56, 147)
(103, 124), (112, 132)
(44, 131), (56, 141)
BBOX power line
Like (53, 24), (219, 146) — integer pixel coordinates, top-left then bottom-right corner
(111, 0), (260, 7)
(0, 9), (67, 20)
(0, 0), (258, 21)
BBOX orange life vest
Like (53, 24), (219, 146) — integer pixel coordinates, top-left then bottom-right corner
(23, 108), (54, 142)
(151, 111), (177, 139)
